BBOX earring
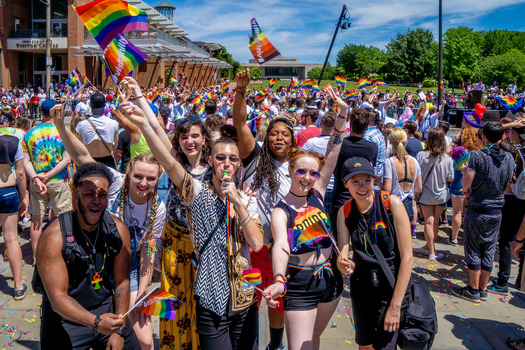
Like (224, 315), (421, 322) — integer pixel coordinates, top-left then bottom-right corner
(75, 199), (78, 203)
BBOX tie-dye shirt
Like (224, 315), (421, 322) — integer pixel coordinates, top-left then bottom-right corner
(24, 123), (69, 181)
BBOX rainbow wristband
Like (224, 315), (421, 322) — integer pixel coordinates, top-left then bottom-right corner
(275, 279), (287, 297)
(334, 126), (345, 133)
(337, 114), (347, 119)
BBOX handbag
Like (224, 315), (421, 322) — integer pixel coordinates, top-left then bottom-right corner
(415, 156), (438, 203)
(85, 117), (116, 167)
(363, 228), (438, 349)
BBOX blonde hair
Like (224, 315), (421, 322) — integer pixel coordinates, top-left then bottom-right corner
(389, 127), (408, 164)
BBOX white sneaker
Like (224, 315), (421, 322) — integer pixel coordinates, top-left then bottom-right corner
(429, 253), (444, 261)
(413, 247), (431, 255)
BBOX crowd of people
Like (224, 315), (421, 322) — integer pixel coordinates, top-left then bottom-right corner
(0, 68), (525, 350)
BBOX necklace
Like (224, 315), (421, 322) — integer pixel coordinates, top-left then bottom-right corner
(80, 225), (107, 291)
(290, 191), (307, 197)
(355, 195), (377, 258)
(80, 225), (100, 255)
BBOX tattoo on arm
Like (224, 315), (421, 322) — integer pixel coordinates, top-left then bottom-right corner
(330, 132), (343, 146)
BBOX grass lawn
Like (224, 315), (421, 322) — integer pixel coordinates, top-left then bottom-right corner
(246, 80), (457, 96)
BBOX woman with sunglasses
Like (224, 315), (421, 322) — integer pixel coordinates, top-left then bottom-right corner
(262, 88), (348, 350)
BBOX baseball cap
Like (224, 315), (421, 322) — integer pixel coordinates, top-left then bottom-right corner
(514, 126), (525, 141)
(342, 157), (375, 182)
(90, 92), (106, 115)
(41, 99), (57, 115)
(106, 95), (114, 100)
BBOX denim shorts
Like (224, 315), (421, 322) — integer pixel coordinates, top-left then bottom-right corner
(0, 186), (19, 214)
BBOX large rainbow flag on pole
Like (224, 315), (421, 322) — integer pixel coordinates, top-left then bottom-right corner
(134, 286), (180, 320)
(73, 0), (149, 50)
(248, 18), (280, 64)
(103, 34), (147, 82)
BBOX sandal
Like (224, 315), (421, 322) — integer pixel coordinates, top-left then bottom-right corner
(507, 337), (525, 350)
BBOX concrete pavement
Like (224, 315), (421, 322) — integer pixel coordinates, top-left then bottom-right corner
(0, 213), (524, 349)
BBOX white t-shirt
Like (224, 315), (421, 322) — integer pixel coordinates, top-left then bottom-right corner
(75, 101), (91, 116)
(383, 155), (421, 201)
(416, 151), (454, 205)
(76, 115), (119, 145)
(270, 105), (279, 116)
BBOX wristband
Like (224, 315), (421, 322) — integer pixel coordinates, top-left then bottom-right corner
(93, 315), (101, 332)
(275, 279), (287, 297)
(135, 95), (144, 99)
(273, 273), (287, 282)
(337, 114), (347, 119)
(334, 126), (345, 133)
(515, 236), (525, 244)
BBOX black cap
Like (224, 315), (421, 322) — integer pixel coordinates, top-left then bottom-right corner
(90, 92), (106, 115)
(342, 157), (375, 182)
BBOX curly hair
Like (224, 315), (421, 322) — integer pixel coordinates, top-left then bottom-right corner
(288, 148), (326, 170)
(251, 120), (296, 198)
(461, 127), (482, 152)
(172, 120), (211, 168)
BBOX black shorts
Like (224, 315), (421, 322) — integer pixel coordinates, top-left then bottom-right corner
(284, 256), (343, 311)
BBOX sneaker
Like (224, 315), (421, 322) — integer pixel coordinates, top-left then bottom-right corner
(480, 290), (488, 301)
(413, 247), (431, 255)
(489, 283), (508, 295)
(449, 237), (458, 245)
(429, 252), (444, 261)
(265, 343), (285, 350)
(452, 286), (480, 304)
(14, 284), (27, 301)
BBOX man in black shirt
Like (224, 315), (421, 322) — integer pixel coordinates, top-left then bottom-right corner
(331, 108), (378, 234)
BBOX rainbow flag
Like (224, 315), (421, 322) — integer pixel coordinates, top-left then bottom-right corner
(170, 77), (179, 85)
(311, 83), (321, 93)
(197, 105), (205, 118)
(149, 90), (160, 104)
(248, 18), (281, 64)
(135, 286), (180, 320)
(222, 83), (229, 95)
(374, 80), (388, 87)
(288, 207), (331, 252)
(193, 95), (203, 106)
(73, 0), (148, 50)
(115, 91), (121, 108)
(241, 268), (262, 286)
(178, 71), (187, 81)
(103, 34), (147, 82)
(496, 96), (524, 110)
(323, 83), (333, 92)
(356, 77), (373, 89)
(335, 76), (347, 86)
(81, 75), (91, 88)
(268, 79), (277, 89)
(344, 90), (358, 100)
(204, 92), (213, 100)
(302, 80), (314, 89)
(255, 90), (267, 103)
(19, 102), (28, 114)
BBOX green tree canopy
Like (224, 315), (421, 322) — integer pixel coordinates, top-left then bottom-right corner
(443, 27), (483, 82)
(307, 63), (337, 80)
(336, 44), (385, 78)
(385, 28), (436, 83)
(482, 30), (525, 57)
(212, 44), (242, 78)
(479, 48), (525, 87)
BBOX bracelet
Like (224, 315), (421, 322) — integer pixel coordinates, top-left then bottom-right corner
(273, 273), (287, 283)
(334, 126), (345, 133)
(135, 94), (145, 99)
(239, 215), (251, 226)
(275, 279), (287, 297)
(515, 236), (525, 244)
(93, 315), (101, 332)
(337, 114), (347, 119)
(237, 88), (246, 93)
(241, 217), (253, 228)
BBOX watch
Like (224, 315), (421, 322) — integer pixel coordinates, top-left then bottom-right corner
(115, 327), (127, 338)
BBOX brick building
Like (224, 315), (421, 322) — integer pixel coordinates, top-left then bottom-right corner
(0, 0), (230, 89)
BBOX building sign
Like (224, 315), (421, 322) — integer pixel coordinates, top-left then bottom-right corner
(7, 38), (68, 51)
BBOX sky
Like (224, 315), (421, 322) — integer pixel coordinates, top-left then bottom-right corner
(145, 0), (525, 65)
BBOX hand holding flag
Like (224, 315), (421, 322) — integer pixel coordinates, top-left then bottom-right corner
(122, 286), (180, 320)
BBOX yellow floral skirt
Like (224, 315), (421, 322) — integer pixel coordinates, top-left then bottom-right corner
(160, 221), (199, 350)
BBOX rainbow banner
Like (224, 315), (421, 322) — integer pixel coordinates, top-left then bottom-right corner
(103, 34), (147, 82)
(241, 268), (262, 286)
(255, 90), (267, 103)
(73, 0), (148, 50)
(302, 80), (314, 89)
(135, 286), (180, 320)
(335, 76), (347, 86)
(178, 71), (187, 81)
(248, 18), (281, 64)
(496, 96), (524, 110)
(170, 77), (179, 85)
(222, 83), (229, 95)
(268, 79), (277, 89)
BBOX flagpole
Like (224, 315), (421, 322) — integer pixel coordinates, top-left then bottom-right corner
(120, 286), (160, 319)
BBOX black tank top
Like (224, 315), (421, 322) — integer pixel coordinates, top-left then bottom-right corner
(275, 189), (332, 255)
(344, 191), (400, 274)
(43, 211), (123, 314)
(0, 134), (19, 166)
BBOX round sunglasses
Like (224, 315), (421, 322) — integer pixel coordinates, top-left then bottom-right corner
(295, 169), (320, 180)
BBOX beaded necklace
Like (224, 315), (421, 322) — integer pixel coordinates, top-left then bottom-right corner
(355, 195), (377, 258)
(80, 225), (107, 291)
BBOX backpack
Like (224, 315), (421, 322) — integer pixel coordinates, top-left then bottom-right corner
(343, 191), (438, 350)
(512, 147), (525, 200)
(32, 212), (80, 294)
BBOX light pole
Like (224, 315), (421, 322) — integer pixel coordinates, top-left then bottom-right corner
(438, 0), (443, 106)
(45, 0), (52, 98)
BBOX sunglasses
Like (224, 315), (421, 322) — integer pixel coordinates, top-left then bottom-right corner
(295, 169), (320, 180)
(214, 154), (241, 163)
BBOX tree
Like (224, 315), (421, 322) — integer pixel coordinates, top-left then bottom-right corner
(385, 28), (436, 83)
(482, 30), (525, 57)
(248, 67), (262, 80)
(307, 63), (337, 80)
(212, 44), (242, 78)
(443, 27), (483, 83)
(479, 49), (525, 87)
(355, 46), (386, 77)
(336, 44), (367, 78)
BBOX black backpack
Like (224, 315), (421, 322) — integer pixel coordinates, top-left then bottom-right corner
(32, 212), (79, 294)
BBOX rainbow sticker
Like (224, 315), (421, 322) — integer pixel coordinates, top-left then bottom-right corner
(354, 163), (362, 167)
(374, 221), (387, 230)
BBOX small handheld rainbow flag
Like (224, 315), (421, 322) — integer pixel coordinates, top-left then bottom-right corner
(241, 268), (262, 286)
(335, 76), (347, 87)
(178, 71), (187, 81)
(115, 91), (121, 108)
(255, 90), (267, 103)
(344, 90), (358, 99)
(302, 80), (314, 89)
(311, 83), (321, 93)
(222, 83), (229, 95)
(149, 90), (160, 104)
(374, 80), (388, 87)
(204, 92), (213, 100)
(134, 286), (180, 320)
(323, 83), (333, 92)
(268, 79), (277, 89)
(193, 95), (203, 106)
(170, 77), (179, 85)
(19, 102), (28, 114)
(356, 77), (373, 89)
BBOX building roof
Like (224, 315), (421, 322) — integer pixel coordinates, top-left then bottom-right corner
(154, 1), (176, 9)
